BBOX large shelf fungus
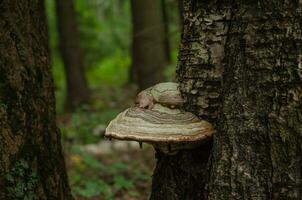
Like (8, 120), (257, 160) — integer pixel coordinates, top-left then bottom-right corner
(105, 82), (215, 154)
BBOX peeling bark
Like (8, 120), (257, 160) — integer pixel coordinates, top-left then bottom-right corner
(0, 1), (73, 199)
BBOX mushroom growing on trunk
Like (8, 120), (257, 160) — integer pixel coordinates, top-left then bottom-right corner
(105, 82), (215, 154)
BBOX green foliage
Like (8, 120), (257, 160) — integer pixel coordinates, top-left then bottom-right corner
(68, 148), (150, 199)
(164, 50), (179, 80)
(88, 54), (130, 87)
(60, 108), (120, 144)
(74, 0), (131, 68)
(45, 0), (59, 54)
(5, 159), (39, 200)
(113, 176), (134, 190)
(73, 179), (113, 199)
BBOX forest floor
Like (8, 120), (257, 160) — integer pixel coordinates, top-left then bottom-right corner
(57, 85), (155, 200)
(65, 142), (155, 200)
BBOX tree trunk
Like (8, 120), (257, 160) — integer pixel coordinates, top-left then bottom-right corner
(130, 0), (167, 90)
(161, 0), (171, 63)
(0, 1), (73, 199)
(150, 1), (302, 199)
(178, 0), (184, 29)
(56, 0), (90, 111)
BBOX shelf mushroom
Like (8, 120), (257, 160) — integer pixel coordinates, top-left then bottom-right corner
(105, 82), (215, 154)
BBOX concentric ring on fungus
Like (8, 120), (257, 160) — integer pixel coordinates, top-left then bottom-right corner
(105, 107), (214, 145)
(105, 82), (215, 154)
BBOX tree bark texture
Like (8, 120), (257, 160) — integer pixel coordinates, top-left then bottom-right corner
(56, 0), (90, 111)
(130, 0), (167, 90)
(0, 1), (73, 199)
(151, 0), (302, 199)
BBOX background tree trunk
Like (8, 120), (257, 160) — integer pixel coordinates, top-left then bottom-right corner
(130, 0), (167, 90)
(177, 0), (184, 30)
(56, 0), (90, 111)
(150, 1), (302, 199)
(161, 0), (171, 63)
(0, 1), (73, 199)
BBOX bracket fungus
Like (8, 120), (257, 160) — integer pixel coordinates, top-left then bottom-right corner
(105, 82), (215, 154)
(135, 82), (184, 109)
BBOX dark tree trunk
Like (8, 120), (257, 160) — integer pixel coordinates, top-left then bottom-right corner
(161, 0), (172, 63)
(56, 0), (90, 111)
(0, 0), (73, 199)
(130, 0), (167, 90)
(178, 0), (184, 28)
(150, 1), (302, 199)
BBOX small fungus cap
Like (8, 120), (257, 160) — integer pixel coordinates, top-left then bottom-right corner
(105, 106), (214, 145)
(150, 82), (184, 106)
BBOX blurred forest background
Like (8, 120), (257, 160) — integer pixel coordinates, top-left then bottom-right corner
(45, 0), (181, 199)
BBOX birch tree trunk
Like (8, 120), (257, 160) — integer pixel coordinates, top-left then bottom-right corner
(150, 1), (302, 199)
(0, 1), (73, 199)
